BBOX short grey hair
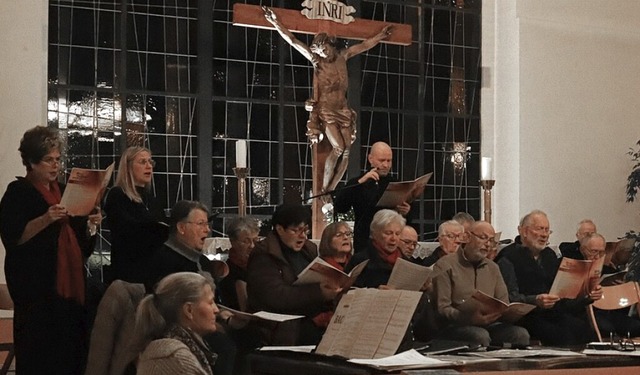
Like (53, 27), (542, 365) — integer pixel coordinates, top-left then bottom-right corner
(438, 220), (464, 236)
(576, 219), (596, 232)
(226, 216), (259, 241)
(370, 209), (405, 237)
(452, 212), (474, 226)
(520, 209), (548, 227)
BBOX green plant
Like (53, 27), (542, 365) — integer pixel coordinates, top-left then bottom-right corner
(626, 140), (640, 202)
(625, 140), (640, 281)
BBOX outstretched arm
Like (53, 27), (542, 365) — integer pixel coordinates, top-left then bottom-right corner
(263, 6), (315, 63)
(343, 25), (392, 59)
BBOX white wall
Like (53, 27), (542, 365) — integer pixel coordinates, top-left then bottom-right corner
(484, 0), (640, 242)
(0, 1), (48, 281)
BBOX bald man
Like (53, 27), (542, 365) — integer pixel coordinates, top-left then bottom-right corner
(334, 142), (412, 252)
(398, 225), (420, 259)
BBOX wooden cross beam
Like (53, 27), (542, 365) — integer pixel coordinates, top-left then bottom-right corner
(233, 3), (412, 46)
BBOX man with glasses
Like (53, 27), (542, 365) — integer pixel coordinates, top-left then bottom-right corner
(398, 225), (421, 260)
(422, 220), (465, 267)
(559, 219), (597, 256)
(566, 233), (640, 339)
(247, 204), (342, 345)
(145, 200), (218, 291)
(429, 221), (530, 348)
(496, 210), (600, 346)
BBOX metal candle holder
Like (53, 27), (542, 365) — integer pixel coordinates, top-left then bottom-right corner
(233, 167), (249, 217)
(480, 179), (495, 224)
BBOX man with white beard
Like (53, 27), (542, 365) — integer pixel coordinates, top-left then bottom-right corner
(496, 210), (602, 346)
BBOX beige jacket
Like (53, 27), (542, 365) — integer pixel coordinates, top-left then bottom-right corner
(85, 280), (146, 375)
(136, 339), (211, 375)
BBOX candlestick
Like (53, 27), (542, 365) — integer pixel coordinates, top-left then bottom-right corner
(236, 140), (247, 168)
(233, 167), (249, 217)
(480, 179), (495, 224)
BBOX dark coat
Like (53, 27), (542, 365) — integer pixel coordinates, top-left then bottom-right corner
(103, 186), (168, 284)
(346, 241), (395, 288)
(0, 177), (94, 374)
(246, 232), (327, 345)
(246, 232), (325, 316)
(333, 175), (394, 252)
(145, 239), (212, 293)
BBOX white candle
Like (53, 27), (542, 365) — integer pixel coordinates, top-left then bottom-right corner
(236, 140), (247, 168)
(481, 157), (492, 180)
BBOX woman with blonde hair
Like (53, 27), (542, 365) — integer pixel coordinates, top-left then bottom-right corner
(104, 146), (168, 283)
(134, 272), (219, 375)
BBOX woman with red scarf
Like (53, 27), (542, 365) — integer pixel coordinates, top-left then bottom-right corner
(318, 221), (354, 271)
(0, 126), (102, 374)
(346, 209), (405, 288)
(311, 221), (354, 327)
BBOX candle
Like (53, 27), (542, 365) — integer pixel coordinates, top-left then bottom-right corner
(481, 157), (492, 180)
(236, 140), (247, 168)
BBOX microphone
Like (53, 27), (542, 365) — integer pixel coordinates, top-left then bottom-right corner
(372, 168), (378, 186)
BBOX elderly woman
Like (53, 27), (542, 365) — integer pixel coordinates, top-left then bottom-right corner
(346, 209), (405, 288)
(318, 221), (353, 271)
(0, 126), (102, 374)
(310, 221), (354, 328)
(104, 146), (169, 284)
(218, 217), (260, 312)
(134, 272), (219, 375)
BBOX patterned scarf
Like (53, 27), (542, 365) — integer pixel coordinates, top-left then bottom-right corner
(165, 326), (217, 375)
(29, 179), (85, 304)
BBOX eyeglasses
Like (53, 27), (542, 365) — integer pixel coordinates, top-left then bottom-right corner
(400, 238), (421, 250)
(469, 231), (498, 246)
(41, 156), (61, 166)
(135, 158), (156, 167)
(334, 231), (354, 239)
(286, 225), (310, 237)
(240, 236), (262, 246)
(529, 226), (553, 235)
(584, 248), (606, 257)
(440, 233), (463, 241)
(185, 221), (210, 229)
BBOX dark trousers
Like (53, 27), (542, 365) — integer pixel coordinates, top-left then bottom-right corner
(14, 296), (88, 375)
(595, 308), (640, 339)
(519, 310), (595, 346)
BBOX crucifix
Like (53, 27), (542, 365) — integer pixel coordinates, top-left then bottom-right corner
(233, 3), (411, 238)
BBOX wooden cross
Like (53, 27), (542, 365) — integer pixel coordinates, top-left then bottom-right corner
(233, 4), (412, 46)
(233, 3), (411, 238)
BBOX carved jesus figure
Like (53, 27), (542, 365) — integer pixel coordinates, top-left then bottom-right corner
(263, 6), (392, 196)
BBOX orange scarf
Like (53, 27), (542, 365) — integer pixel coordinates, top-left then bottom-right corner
(31, 180), (85, 305)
